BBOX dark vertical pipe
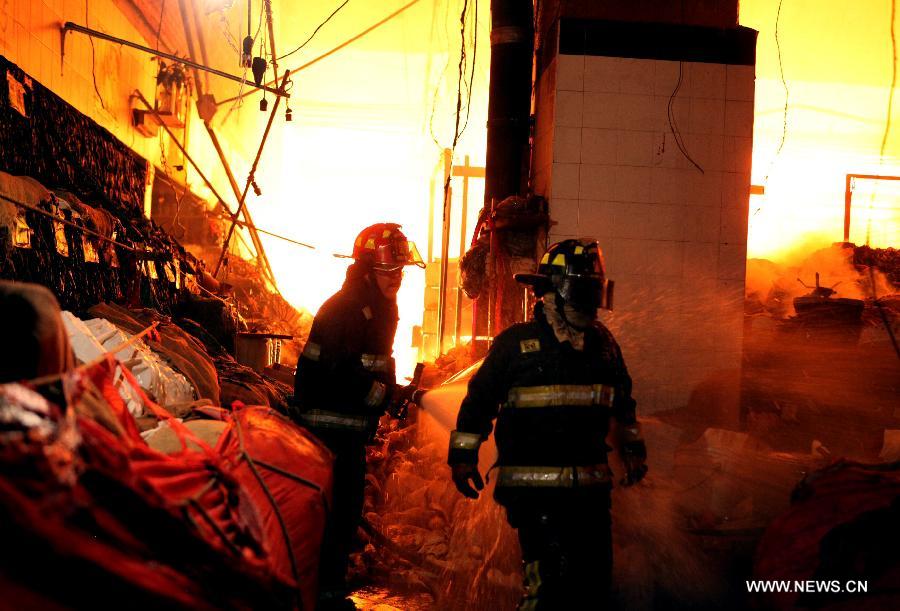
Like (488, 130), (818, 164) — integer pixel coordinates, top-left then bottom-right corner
(474, 0), (533, 347)
(483, 0), (534, 203)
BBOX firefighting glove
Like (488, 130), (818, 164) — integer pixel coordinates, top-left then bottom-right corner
(451, 464), (484, 499)
(388, 384), (417, 420)
(620, 439), (648, 486)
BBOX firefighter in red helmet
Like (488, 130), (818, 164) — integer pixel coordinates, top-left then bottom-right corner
(294, 223), (424, 610)
(447, 238), (647, 609)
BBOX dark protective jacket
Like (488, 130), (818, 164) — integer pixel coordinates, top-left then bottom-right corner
(449, 305), (637, 469)
(294, 264), (398, 435)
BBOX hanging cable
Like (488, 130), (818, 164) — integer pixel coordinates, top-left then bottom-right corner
(872, 0), (900, 362)
(278, 0), (351, 61)
(773, 0), (789, 162)
(86, 1), (108, 112)
(667, 62), (704, 174)
(459, 0), (478, 137)
(758, 0), (790, 190)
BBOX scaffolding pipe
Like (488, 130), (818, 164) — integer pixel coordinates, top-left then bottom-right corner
(454, 155), (471, 346)
(175, 1), (278, 287)
(437, 148), (453, 355)
(214, 70), (292, 278)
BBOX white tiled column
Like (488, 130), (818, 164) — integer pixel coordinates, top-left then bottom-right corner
(536, 52), (755, 416)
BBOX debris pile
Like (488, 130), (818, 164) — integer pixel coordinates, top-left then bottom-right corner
(0, 282), (332, 610)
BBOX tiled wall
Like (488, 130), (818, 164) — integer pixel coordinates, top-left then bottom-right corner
(534, 52), (755, 416)
(0, 0), (160, 164)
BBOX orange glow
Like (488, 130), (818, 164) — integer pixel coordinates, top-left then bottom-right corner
(204, 1), (490, 377)
(741, 1), (900, 263)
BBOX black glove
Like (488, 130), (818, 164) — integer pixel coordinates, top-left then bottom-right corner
(619, 439), (648, 486)
(451, 463), (484, 499)
(388, 383), (416, 420)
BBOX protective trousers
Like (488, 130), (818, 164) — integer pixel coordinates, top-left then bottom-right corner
(503, 488), (612, 610)
(315, 431), (367, 603)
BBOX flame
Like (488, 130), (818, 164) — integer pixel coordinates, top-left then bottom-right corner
(747, 149), (900, 262)
(225, 2), (491, 378)
(741, 1), (900, 265)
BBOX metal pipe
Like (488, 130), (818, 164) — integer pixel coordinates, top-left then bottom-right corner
(174, 3), (278, 287)
(473, 0), (533, 346)
(483, 1), (533, 203)
(454, 155), (471, 346)
(62, 22), (288, 98)
(437, 148), (453, 355)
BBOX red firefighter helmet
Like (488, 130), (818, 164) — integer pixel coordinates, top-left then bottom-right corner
(351, 223), (425, 272)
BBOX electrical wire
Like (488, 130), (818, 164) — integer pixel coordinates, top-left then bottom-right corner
(773, 0), (789, 162)
(86, 1), (107, 111)
(431, 0), (476, 152)
(667, 62), (704, 174)
(872, 0), (900, 362)
(458, 0), (478, 137)
(427, 0), (457, 149)
(277, 0), (351, 61)
(215, 0), (423, 107)
(880, 0), (898, 162)
(757, 0), (791, 192)
(209, 212), (315, 249)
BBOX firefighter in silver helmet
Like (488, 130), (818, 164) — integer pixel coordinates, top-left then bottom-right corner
(447, 238), (647, 609)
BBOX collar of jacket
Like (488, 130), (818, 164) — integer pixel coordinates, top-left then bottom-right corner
(342, 264), (398, 319)
(532, 302), (599, 353)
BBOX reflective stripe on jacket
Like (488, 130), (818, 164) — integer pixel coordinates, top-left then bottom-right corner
(450, 305), (637, 469)
(294, 269), (398, 434)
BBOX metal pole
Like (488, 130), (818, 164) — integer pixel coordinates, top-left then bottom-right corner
(427, 175), (435, 263)
(844, 174), (852, 243)
(62, 22), (288, 98)
(454, 155), (471, 346)
(214, 70), (291, 277)
(437, 148), (453, 355)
